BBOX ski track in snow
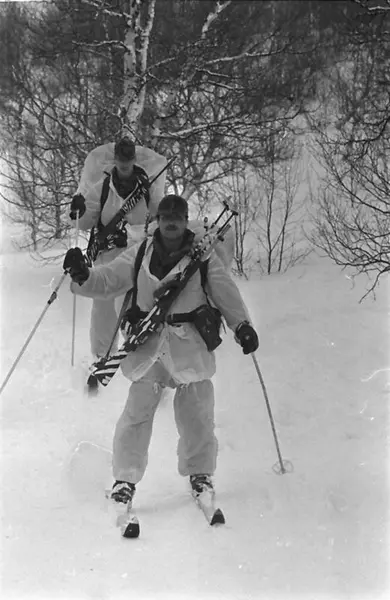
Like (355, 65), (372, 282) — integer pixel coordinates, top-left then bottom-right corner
(0, 250), (389, 600)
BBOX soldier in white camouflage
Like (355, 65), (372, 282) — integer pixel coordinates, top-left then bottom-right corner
(64, 194), (258, 508)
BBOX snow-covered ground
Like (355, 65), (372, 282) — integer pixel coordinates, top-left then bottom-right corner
(1, 244), (389, 600)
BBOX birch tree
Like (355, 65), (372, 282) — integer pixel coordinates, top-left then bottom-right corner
(81, 0), (157, 136)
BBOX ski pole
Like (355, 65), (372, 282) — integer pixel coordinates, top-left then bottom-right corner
(0, 272), (68, 396)
(250, 353), (293, 475)
(71, 210), (80, 366)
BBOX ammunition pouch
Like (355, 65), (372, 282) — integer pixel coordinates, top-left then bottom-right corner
(166, 304), (223, 351)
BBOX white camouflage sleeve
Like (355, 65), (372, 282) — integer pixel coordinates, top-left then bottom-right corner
(73, 179), (104, 232)
(70, 242), (140, 300)
(205, 252), (252, 331)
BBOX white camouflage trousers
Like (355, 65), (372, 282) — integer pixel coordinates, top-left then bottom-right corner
(112, 361), (218, 484)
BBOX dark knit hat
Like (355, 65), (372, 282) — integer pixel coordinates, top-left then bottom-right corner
(157, 195), (188, 218)
(114, 137), (136, 160)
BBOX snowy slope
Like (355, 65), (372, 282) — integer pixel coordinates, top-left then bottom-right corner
(0, 249), (389, 600)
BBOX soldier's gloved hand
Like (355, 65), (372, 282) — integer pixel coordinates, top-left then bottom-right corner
(114, 228), (128, 248)
(235, 321), (259, 355)
(63, 248), (90, 285)
(69, 194), (86, 220)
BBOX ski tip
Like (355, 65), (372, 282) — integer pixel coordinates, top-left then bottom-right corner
(122, 516), (140, 538)
(86, 374), (99, 396)
(210, 508), (225, 526)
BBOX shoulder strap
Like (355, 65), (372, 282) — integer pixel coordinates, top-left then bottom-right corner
(199, 259), (209, 294)
(131, 238), (148, 310)
(133, 165), (150, 207)
(97, 173), (111, 231)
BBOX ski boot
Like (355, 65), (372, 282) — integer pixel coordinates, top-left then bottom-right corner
(109, 481), (139, 538)
(190, 474), (225, 525)
(189, 474), (214, 497)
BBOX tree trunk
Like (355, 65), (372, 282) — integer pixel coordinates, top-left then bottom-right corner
(121, 0), (156, 135)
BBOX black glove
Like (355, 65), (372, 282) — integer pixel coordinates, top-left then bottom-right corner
(63, 247), (90, 285)
(113, 228), (128, 248)
(120, 306), (145, 337)
(69, 194), (86, 220)
(235, 321), (259, 355)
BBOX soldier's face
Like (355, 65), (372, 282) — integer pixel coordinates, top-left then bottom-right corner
(115, 157), (135, 178)
(158, 213), (188, 241)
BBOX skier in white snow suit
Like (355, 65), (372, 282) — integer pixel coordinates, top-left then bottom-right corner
(64, 194), (259, 504)
(69, 137), (155, 366)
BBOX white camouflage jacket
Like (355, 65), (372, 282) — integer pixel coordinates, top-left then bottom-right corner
(71, 232), (251, 384)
